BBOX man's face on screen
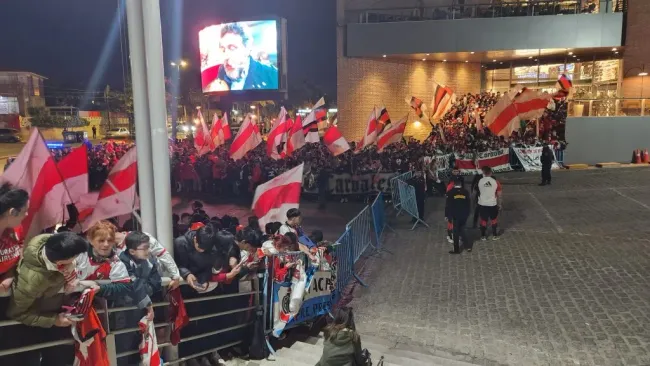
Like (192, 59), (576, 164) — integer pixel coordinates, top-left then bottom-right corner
(220, 32), (249, 80)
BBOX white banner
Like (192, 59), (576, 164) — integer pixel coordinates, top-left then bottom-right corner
(423, 154), (453, 172)
(512, 146), (560, 171)
(303, 172), (397, 195)
(454, 148), (512, 175)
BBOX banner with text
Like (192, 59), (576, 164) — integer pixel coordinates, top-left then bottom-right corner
(512, 146), (561, 171)
(454, 148), (512, 175)
(303, 172), (397, 195)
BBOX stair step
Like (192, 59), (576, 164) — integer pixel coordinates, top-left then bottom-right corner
(277, 344), (322, 363)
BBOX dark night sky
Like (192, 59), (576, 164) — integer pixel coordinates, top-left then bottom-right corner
(0, 0), (336, 100)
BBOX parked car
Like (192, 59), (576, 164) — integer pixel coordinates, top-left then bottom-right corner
(105, 127), (131, 139)
(62, 130), (88, 143)
(0, 128), (21, 143)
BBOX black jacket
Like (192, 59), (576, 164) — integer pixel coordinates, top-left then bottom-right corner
(217, 56), (279, 91)
(541, 147), (554, 166)
(173, 230), (216, 284)
(446, 187), (471, 220)
(119, 251), (162, 309)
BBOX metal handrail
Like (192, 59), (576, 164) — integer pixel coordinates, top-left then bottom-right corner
(348, 0), (621, 23)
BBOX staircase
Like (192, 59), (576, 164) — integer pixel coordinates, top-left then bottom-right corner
(224, 333), (479, 366)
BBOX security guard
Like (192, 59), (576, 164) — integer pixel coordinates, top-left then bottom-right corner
(445, 176), (471, 254)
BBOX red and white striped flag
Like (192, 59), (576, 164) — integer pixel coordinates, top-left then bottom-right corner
(210, 112), (232, 147)
(302, 97), (325, 143)
(267, 107), (289, 160)
(323, 125), (350, 156)
(230, 114), (262, 161)
(514, 88), (553, 121)
(0, 129), (72, 240)
(430, 82), (456, 121)
(57, 144), (89, 205)
(284, 115), (305, 156)
(484, 93), (519, 137)
(376, 106), (391, 133)
(376, 114), (407, 152)
(252, 163), (304, 228)
(75, 192), (99, 223)
(82, 148), (138, 231)
(194, 109), (214, 155)
(405, 96), (426, 119)
(356, 108), (379, 152)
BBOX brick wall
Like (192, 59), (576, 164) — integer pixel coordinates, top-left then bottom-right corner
(337, 0), (481, 141)
(622, 0), (650, 98)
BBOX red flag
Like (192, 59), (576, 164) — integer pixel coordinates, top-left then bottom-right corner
(76, 192), (99, 223)
(376, 115), (407, 152)
(252, 163), (303, 228)
(485, 89), (551, 137)
(514, 88), (553, 121)
(554, 74), (573, 99)
(356, 108), (379, 152)
(139, 317), (161, 366)
(267, 107), (289, 160)
(0, 128), (71, 239)
(302, 97), (325, 143)
(376, 106), (391, 133)
(82, 148), (138, 231)
(430, 82), (456, 121)
(210, 112), (231, 147)
(72, 289), (110, 366)
(323, 125), (350, 156)
(194, 110), (214, 155)
(405, 96), (426, 118)
(230, 115), (262, 161)
(57, 145), (89, 205)
(285, 115), (305, 156)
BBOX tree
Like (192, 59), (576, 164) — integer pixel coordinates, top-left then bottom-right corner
(27, 107), (90, 128)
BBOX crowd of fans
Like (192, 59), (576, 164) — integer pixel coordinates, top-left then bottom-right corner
(0, 179), (331, 364)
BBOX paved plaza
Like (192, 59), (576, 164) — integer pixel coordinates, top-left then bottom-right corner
(349, 168), (650, 366)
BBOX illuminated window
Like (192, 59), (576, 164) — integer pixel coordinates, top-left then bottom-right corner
(32, 76), (40, 96)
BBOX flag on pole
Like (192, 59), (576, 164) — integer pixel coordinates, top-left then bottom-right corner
(210, 112), (232, 147)
(484, 92), (519, 137)
(285, 114), (305, 156)
(194, 109), (214, 155)
(230, 114), (262, 161)
(405, 96), (426, 118)
(514, 88), (553, 121)
(376, 114), (407, 152)
(302, 97), (325, 143)
(376, 106), (391, 133)
(57, 144), (89, 205)
(82, 148), (138, 231)
(252, 163), (304, 228)
(554, 74), (573, 99)
(323, 125), (350, 156)
(356, 108), (379, 152)
(430, 82), (456, 121)
(0, 128), (72, 240)
(267, 107), (289, 160)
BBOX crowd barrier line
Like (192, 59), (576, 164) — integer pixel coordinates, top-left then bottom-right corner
(0, 276), (260, 363)
(370, 192), (395, 253)
(396, 179), (430, 230)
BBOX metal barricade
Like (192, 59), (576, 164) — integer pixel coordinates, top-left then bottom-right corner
(554, 149), (565, 167)
(0, 277), (260, 365)
(346, 206), (374, 263)
(370, 192), (394, 250)
(396, 180), (430, 230)
(389, 171), (413, 213)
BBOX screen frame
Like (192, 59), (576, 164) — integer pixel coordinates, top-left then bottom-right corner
(198, 16), (287, 97)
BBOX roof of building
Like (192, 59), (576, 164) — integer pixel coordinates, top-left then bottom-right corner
(0, 71), (48, 80)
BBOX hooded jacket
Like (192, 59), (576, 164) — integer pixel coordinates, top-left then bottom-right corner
(316, 328), (366, 366)
(7, 234), (66, 328)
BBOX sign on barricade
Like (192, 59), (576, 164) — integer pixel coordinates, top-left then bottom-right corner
(511, 146), (561, 171)
(303, 172), (397, 195)
(454, 148), (513, 175)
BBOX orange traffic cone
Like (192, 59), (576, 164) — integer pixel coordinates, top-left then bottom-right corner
(634, 149), (642, 164)
(643, 149), (650, 164)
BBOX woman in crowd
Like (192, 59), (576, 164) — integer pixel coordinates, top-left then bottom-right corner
(316, 307), (369, 366)
(0, 183), (29, 296)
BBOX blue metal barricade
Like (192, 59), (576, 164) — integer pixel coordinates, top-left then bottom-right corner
(389, 171), (413, 213)
(370, 192), (394, 250)
(334, 229), (356, 293)
(396, 180), (429, 230)
(554, 148), (565, 167)
(346, 205), (374, 263)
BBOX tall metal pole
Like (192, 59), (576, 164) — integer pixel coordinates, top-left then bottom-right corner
(141, 0), (174, 254)
(125, 0), (157, 237)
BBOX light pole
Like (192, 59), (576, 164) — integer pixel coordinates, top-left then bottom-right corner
(169, 60), (187, 140)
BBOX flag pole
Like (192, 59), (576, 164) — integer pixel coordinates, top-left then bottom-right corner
(106, 178), (143, 225)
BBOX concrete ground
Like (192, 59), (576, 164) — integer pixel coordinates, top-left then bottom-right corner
(348, 168), (650, 366)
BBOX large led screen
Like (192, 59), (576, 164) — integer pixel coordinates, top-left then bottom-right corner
(199, 20), (279, 93)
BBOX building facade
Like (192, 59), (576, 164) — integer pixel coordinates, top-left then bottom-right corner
(0, 71), (46, 116)
(337, 0), (635, 140)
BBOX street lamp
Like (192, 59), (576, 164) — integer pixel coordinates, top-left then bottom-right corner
(170, 60), (188, 71)
(250, 105), (256, 110)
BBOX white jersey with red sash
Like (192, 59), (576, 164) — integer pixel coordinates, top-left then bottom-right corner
(75, 251), (130, 283)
